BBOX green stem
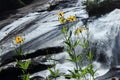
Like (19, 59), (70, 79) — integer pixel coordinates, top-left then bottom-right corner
(73, 48), (78, 70)
(54, 55), (56, 80)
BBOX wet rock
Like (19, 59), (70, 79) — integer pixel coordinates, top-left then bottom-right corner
(0, 46), (64, 67)
(96, 66), (120, 80)
(84, 0), (120, 17)
(0, 61), (52, 80)
(30, 76), (45, 80)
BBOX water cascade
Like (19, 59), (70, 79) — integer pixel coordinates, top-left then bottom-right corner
(0, 0), (120, 80)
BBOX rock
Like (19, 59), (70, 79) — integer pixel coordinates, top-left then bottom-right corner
(96, 66), (120, 80)
(30, 76), (45, 80)
(0, 61), (52, 80)
(84, 0), (120, 16)
(0, 46), (64, 67)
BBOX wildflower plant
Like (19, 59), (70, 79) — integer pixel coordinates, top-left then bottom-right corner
(57, 11), (96, 80)
(13, 35), (30, 80)
(13, 35), (24, 55)
(47, 55), (60, 80)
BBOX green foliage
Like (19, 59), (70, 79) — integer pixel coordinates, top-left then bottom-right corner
(86, 49), (93, 60)
(13, 39), (30, 80)
(16, 59), (30, 70)
(15, 47), (24, 56)
(68, 68), (81, 79)
(48, 68), (60, 78)
(22, 74), (30, 80)
(83, 0), (120, 16)
(59, 13), (96, 80)
(83, 0), (100, 15)
(47, 54), (60, 80)
(47, 11), (97, 80)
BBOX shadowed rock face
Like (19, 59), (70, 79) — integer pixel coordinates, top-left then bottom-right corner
(0, 46), (63, 80)
(85, 0), (120, 17)
(0, 0), (33, 12)
(0, 64), (52, 80)
(0, 46), (64, 67)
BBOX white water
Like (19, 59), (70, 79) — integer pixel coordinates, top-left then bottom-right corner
(0, 0), (120, 79)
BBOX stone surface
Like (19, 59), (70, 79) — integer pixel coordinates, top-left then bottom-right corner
(1, 0), (120, 80)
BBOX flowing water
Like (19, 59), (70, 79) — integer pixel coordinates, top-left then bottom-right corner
(0, 0), (120, 79)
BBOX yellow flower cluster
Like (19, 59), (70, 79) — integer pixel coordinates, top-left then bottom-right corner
(58, 17), (67, 24)
(57, 11), (89, 35)
(67, 15), (76, 22)
(77, 28), (83, 34)
(15, 36), (24, 44)
(57, 11), (76, 24)
(57, 12), (64, 16)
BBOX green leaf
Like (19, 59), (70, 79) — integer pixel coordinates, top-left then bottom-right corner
(67, 59), (74, 62)
(74, 39), (80, 48)
(80, 44), (86, 48)
(24, 60), (30, 70)
(64, 41), (72, 48)
(22, 74), (30, 80)
(87, 64), (97, 76)
(76, 54), (81, 61)
(67, 52), (75, 62)
(61, 26), (69, 35)
(61, 26), (67, 34)
(16, 60), (30, 70)
(68, 30), (72, 40)
(48, 68), (55, 76)
(55, 69), (60, 77)
(64, 74), (72, 79)
(87, 49), (93, 60)
(85, 40), (89, 48)
(15, 47), (24, 55)
(66, 50), (72, 54)
(68, 70), (76, 78)
(81, 66), (89, 77)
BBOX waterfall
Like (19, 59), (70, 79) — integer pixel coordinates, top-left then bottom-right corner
(89, 9), (120, 67)
(0, 0), (120, 79)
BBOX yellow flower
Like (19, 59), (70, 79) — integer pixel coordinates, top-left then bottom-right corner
(15, 36), (24, 44)
(58, 17), (66, 24)
(67, 15), (76, 22)
(77, 28), (83, 34)
(57, 11), (64, 16)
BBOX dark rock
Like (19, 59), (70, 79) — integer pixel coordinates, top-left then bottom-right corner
(30, 76), (45, 80)
(97, 53), (108, 64)
(0, 0), (33, 13)
(0, 46), (64, 67)
(96, 66), (120, 80)
(112, 77), (116, 80)
(0, 0), (48, 22)
(84, 0), (120, 17)
(0, 62), (52, 80)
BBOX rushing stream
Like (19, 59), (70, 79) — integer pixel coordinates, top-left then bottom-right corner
(0, 0), (120, 80)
